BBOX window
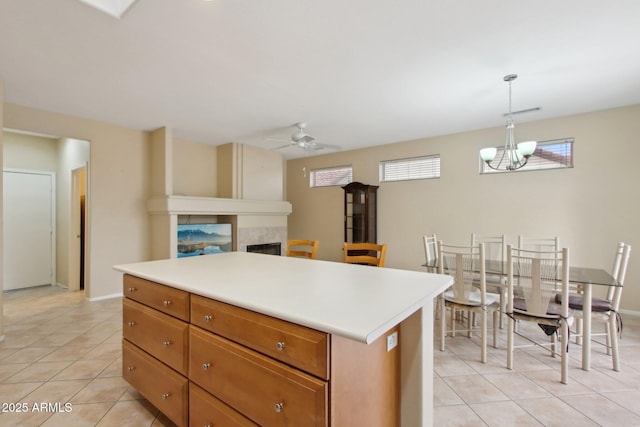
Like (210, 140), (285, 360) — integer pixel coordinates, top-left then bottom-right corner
(379, 155), (441, 182)
(480, 138), (574, 174)
(310, 165), (353, 188)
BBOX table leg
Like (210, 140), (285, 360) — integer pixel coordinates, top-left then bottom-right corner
(582, 283), (592, 371)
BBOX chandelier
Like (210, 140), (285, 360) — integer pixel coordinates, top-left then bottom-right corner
(480, 74), (537, 171)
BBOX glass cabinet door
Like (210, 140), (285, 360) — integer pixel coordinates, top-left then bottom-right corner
(343, 182), (378, 243)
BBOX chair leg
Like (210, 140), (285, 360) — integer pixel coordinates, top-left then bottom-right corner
(440, 297), (446, 352)
(609, 315), (620, 371)
(480, 310), (487, 363)
(561, 320), (569, 384)
(499, 289), (506, 329)
(451, 306), (456, 337)
(575, 318), (583, 345)
(492, 310), (499, 349)
(506, 316), (514, 370)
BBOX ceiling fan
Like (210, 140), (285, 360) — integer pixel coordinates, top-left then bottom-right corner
(267, 122), (341, 153)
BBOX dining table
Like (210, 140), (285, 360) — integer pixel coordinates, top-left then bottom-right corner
(427, 259), (619, 371)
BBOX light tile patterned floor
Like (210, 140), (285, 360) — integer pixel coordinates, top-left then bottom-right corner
(434, 312), (640, 427)
(1, 285), (640, 426)
(0, 286), (174, 427)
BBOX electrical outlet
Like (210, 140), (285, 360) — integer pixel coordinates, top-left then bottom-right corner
(386, 331), (398, 352)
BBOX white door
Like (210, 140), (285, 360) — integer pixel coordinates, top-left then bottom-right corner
(3, 170), (55, 290)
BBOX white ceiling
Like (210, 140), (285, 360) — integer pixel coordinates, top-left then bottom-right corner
(1, 0), (639, 158)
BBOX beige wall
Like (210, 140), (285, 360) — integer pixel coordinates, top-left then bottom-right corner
(287, 104), (640, 313)
(3, 132), (57, 171)
(174, 137), (217, 197)
(0, 80), (4, 337)
(3, 103), (150, 300)
(241, 144), (285, 201)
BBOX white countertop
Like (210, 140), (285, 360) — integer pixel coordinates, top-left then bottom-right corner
(114, 252), (453, 344)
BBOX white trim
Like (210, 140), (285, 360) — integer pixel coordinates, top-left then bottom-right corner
(87, 292), (122, 302)
(620, 309), (640, 317)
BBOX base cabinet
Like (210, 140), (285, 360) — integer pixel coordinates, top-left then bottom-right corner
(122, 274), (399, 426)
(123, 340), (189, 426)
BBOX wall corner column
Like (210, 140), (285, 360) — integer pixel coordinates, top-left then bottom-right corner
(0, 78), (5, 340)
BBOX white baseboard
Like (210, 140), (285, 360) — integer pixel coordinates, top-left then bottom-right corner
(620, 309), (640, 317)
(87, 292), (123, 302)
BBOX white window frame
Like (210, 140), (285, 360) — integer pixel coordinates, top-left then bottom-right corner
(480, 138), (574, 174)
(379, 154), (441, 183)
(309, 165), (353, 188)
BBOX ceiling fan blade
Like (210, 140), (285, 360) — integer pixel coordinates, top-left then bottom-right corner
(271, 143), (294, 150)
(300, 134), (315, 143)
(315, 143), (341, 151)
(265, 138), (292, 143)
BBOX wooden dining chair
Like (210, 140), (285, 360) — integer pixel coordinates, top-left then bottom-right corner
(437, 242), (500, 363)
(343, 242), (387, 267)
(558, 242), (631, 371)
(506, 244), (571, 384)
(287, 239), (319, 259)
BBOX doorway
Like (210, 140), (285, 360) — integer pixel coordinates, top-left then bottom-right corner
(69, 165), (87, 292)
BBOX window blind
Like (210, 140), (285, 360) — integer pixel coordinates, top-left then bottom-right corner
(310, 165), (353, 187)
(481, 138), (574, 174)
(380, 155), (441, 182)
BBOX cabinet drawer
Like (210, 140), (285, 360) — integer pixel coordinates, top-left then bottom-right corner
(190, 383), (258, 427)
(124, 274), (190, 321)
(191, 295), (329, 379)
(122, 340), (188, 427)
(123, 298), (189, 375)
(189, 326), (327, 427)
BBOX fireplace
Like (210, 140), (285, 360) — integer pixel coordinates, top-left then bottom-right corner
(246, 242), (282, 256)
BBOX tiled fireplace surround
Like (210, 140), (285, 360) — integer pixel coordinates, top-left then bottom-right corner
(237, 226), (287, 253)
(147, 195), (292, 259)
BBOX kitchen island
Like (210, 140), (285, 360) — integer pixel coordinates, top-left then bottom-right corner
(115, 251), (452, 426)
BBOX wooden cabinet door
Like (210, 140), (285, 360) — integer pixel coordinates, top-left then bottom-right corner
(189, 326), (327, 427)
(191, 295), (329, 379)
(123, 340), (188, 427)
(123, 298), (189, 375)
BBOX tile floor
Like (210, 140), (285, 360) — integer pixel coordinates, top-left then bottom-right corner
(0, 285), (173, 427)
(434, 312), (640, 427)
(1, 285), (640, 426)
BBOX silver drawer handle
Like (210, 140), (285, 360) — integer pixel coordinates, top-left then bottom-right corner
(202, 362), (212, 370)
(276, 341), (286, 351)
(163, 300), (172, 306)
(274, 402), (284, 413)
(127, 287), (136, 292)
(127, 366), (135, 372)
(162, 340), (172, 347)
(127, 321), (136, 327)
(161, 393), (170, 400)
(204, 315), (213, 322)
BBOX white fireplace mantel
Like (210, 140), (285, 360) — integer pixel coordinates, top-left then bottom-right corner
(147, 195), (292, 216)
(147, 195), (291, 260)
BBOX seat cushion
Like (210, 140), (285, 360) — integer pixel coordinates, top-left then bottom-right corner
(444, 289), (499, 306)
(554, 294), (612, 312)
(513, 297), (564, 316)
